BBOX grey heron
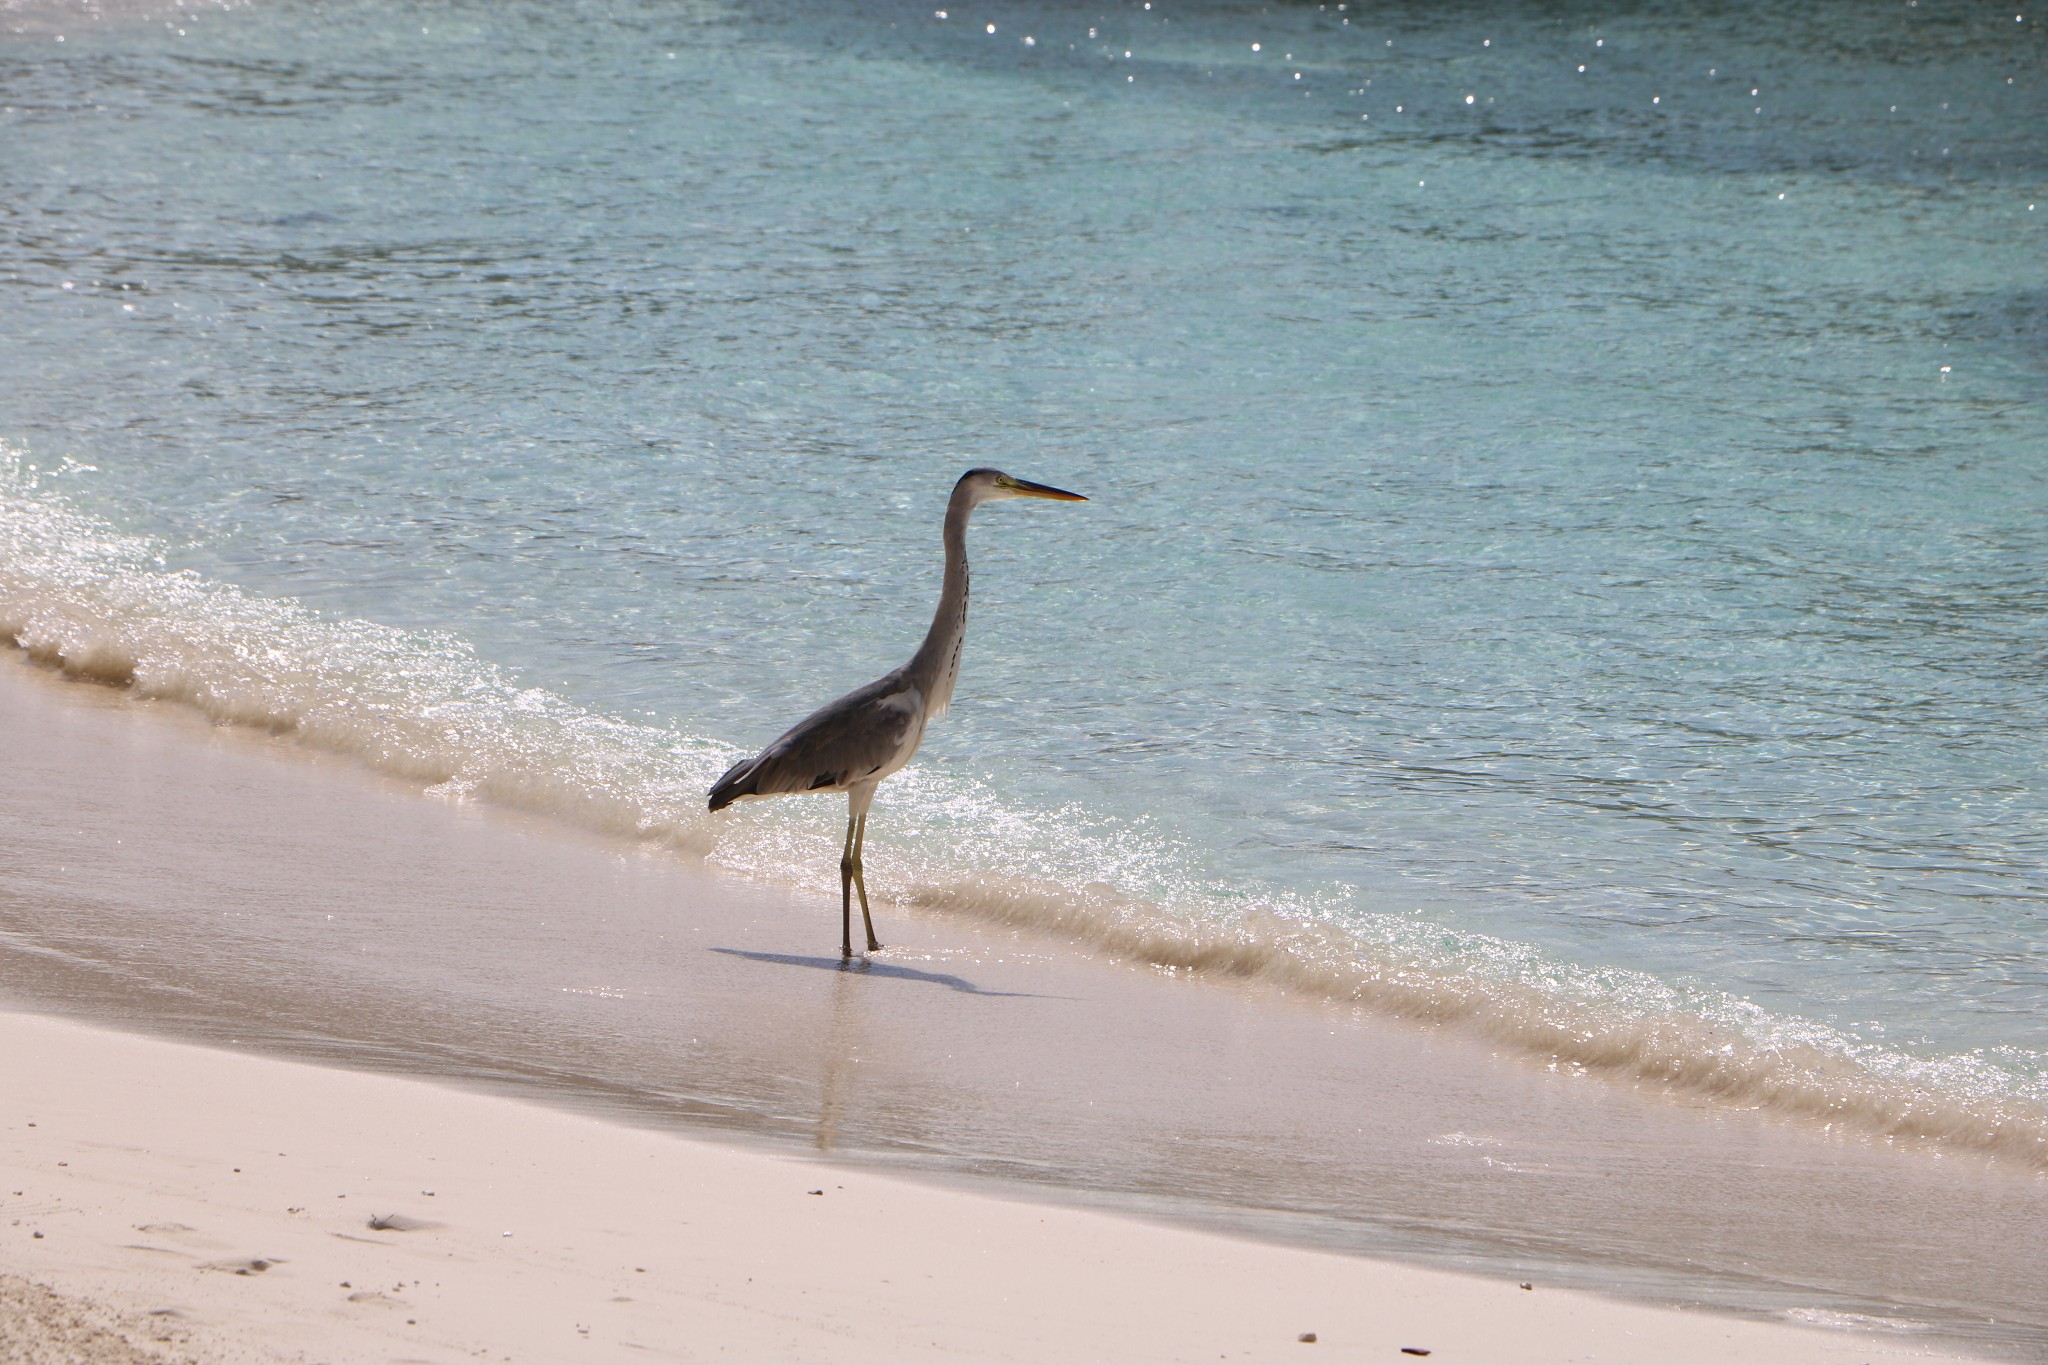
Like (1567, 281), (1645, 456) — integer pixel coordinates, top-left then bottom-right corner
(707, 468), (1088, 958)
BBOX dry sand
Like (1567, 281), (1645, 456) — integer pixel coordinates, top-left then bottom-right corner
(1, 1008), (1997, 1365)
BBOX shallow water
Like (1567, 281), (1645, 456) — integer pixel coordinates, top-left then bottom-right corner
(5, 659), (2046, 1355)
(2, 0), (2046, 1160)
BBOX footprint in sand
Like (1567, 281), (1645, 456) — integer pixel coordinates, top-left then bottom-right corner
(366, 1212), (440, 1232)
(199, 1256), (285, 1276)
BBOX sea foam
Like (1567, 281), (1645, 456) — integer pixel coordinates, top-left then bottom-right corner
(4, 449), (2045, 1169)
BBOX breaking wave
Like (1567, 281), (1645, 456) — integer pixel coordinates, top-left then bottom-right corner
(4, 449), (2045, 1169)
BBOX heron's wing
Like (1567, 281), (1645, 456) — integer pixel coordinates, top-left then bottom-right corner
(709, 676), (925, 809)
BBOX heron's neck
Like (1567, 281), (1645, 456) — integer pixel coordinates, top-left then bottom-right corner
(907, 484), (976, 716)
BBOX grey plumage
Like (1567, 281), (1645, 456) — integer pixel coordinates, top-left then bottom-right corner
(707, 674), (922, 808)
(708, 467), (1087, 958)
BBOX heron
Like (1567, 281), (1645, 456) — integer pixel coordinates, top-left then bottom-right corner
(707, 468), (1088, 958)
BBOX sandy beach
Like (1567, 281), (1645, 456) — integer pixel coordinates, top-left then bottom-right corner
(0, 1005), (2004, 1365)
(2, 652), (2044, 1363)
(5, 0), (2046, 1354)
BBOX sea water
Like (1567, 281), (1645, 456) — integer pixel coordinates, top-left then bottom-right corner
(2, 0), (2045, 1161)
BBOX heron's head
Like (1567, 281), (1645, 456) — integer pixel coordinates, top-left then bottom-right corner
(958, 467), (1089, 505)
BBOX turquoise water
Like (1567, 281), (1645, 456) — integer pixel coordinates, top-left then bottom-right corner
(3, 0), (2046, 1155)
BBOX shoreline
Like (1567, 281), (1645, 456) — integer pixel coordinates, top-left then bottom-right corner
(0, 1008), (1998, 1365)
(5, 469), (2044, 1177)
(2, 654), (2046, 1358)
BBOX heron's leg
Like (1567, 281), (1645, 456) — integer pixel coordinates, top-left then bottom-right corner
(848, 782), (881, 952)
(838, 804), (859, 961)
(851, 810), (881, 952)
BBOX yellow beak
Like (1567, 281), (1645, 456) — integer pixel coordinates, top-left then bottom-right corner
(1000, 476), (1088, 502)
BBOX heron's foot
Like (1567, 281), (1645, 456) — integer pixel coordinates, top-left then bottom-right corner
(840, 944), (854, 961)
(866, 938), (883, 953)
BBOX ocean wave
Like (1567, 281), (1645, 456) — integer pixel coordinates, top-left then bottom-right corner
(4, 447), (2045, 1169)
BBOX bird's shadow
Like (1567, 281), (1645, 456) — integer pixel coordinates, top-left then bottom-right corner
(710, 948), (1048, 998)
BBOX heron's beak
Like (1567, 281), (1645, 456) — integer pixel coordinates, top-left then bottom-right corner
(999, 475), (1088, 502)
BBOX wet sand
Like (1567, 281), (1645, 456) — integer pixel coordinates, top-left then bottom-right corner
(1, 653), (2044, 1358)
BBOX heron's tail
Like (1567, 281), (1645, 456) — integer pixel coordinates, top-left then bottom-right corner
(707, 756), (761, 812)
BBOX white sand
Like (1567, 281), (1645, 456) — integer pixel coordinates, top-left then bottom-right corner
(1, 1009), (1991, 1365)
